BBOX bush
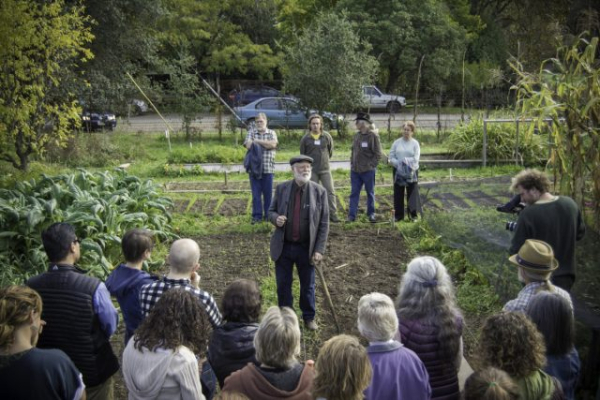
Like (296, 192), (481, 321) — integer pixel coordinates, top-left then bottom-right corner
(167, 145), (246, 164)
(446, 118), (546, 165)
(0, 170), (176, 286)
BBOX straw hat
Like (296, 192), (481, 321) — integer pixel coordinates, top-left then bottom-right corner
(508, 239), (559, 274)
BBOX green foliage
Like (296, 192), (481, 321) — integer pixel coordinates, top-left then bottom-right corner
(446, 117), (546, 164)
(510, 35), (600, 230)
(0, 170), (176, 286)
(283, 12), (378, 121)
(167, 145), (246, 164)
(337, 0), (468, 92)
(0, 0), (93, 170)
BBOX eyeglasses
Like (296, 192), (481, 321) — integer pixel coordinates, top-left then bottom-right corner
(73, 238), (80, 244)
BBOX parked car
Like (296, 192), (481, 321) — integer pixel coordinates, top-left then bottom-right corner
(362, 85), (406, 112)
(81, 111), (117, 132)
(228, 86), (292, 106)
(234, 97), (343, 130)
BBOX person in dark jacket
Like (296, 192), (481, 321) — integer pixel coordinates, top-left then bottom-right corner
(395, 256), (464, 400)
(208, 279), (262, 388)
(106, 228), (158, 344)
(26, 222), (119, 400)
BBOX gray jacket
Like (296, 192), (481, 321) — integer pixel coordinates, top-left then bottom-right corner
(268, 180), (329, 262)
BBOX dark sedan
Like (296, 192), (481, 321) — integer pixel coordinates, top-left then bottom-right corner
(81, 111), (117, 132)
(234, 97), (343, 129)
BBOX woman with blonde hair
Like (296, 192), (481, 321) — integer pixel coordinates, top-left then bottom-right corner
(464, 367), (519, 400)
(395, 256), (463, 400)
(389, 120), (420, 221)
(312, 335), (372, 400)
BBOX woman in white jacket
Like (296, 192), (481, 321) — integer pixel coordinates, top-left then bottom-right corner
(123, 289), (210, 400)
(389, 121), (421, 221)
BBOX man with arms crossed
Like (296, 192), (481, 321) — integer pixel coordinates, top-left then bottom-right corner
(269, 155), (330, 330)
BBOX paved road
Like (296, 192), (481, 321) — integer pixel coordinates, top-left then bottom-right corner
(117, 112), (466, 133)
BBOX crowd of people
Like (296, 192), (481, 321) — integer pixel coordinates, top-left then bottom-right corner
(0, 114), (591, 399)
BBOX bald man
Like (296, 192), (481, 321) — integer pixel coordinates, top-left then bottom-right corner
(139, 238), (222, 327)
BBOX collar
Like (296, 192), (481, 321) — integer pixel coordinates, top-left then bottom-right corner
(367, 340), (403, 353)
(47, 263), (86, 273)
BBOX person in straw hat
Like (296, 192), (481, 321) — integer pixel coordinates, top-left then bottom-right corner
(503, 239), (572, 312)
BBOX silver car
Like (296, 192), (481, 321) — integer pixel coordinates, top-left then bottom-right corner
(363, 85), (406, 112)
(234, 97), (343, 129)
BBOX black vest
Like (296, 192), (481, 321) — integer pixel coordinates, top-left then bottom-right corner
(27, 264), (120, 387)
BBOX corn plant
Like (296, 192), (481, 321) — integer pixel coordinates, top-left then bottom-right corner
(0, 169), (176, 286)
(510, 35), (600, 231)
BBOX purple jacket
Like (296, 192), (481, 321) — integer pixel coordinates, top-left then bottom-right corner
(397, 318), (463, 400)
(364, 341), (431, 400)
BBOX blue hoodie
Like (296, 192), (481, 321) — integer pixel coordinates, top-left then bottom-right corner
(106, 264), (158, 344)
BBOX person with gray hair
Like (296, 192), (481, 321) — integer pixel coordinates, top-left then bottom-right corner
(358, 293), (431, 400)
(395, 256), (464, 400)
(140, 238), (222, 327)
(222, 306), (315, 399)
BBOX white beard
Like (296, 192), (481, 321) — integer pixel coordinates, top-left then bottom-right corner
(294, 171), (311, 184)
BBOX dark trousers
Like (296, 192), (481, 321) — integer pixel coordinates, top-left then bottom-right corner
(249, 173), (273, 221)
(349, 169), (376, 219)
(392, 169), (419, 220)
(275, 242), (316, 321)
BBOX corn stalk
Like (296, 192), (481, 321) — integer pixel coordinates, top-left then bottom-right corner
(509, 36), (600, 231)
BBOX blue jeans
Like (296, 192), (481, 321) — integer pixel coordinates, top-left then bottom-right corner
(349, 170), (376, 219)
(249, 173), (273, 221)
(275, 242), (316, 321)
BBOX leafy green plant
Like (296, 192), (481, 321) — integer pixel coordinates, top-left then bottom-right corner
(446, 117), (546, 165)
(0, 169), (176, 286)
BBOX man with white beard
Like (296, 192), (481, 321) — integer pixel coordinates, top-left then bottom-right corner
(268, 155), (330, 330)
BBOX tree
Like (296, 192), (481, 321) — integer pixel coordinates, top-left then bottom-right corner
(0, 0), (93, 171)
(336, 0), (468, 95)
(510, 36), (600, 231)
(283, 12), (378, 134)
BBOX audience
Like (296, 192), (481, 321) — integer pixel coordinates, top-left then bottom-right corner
(479, 311), (563, 400)
(464, 367), (519, 400)
(106, 228), (158, 344)
(395, 256), (464, 400)
(208, 279), (261, 388)
(0, 285), (86, 400)
(222, 306), (314, 399)
(312, 334), (372, 400)
(140, 238), (222, 327)
(358, 292), (431, 400)
(504, 239), (572, 312)
(526, 292), (580, 400)
(123, 288), (210, 400)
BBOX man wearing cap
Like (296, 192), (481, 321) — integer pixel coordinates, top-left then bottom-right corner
(348, 112), (383, 223)
(300, 114), (340, 223)
(509, 169), (585, 291)
(268, 155), (330, 330)
(504, 239), (573, 312)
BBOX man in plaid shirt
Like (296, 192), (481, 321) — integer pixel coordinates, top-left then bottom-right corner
(503, 239), (572, 313)
(244, 112), (278, 224)
(140, 238), (222, 327)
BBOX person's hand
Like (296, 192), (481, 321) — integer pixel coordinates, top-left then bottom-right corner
(190, 271), (200, 288)
(312, 252), (323, 263)
(276, 215), (287, 227)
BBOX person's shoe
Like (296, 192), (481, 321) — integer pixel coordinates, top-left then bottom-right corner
(304, 320), (318, 331)
(368, 214), (376, 223)
(330, 214), (341, 223)
(251, 219), (261, 225)
(346, 216), (356, 223)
